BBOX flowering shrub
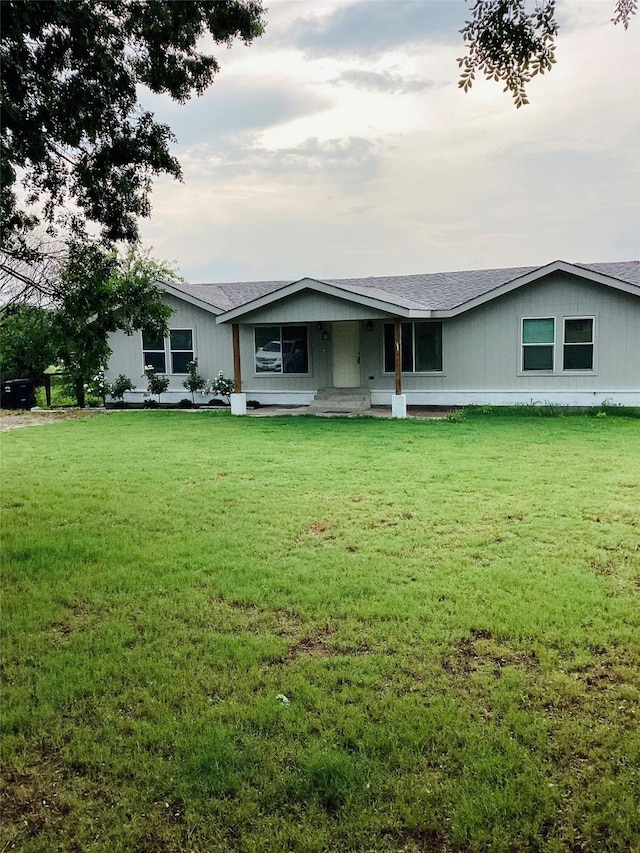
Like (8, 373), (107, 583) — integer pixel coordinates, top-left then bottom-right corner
(108, 374), (136, 401)
(144, 364), (169, 403)
(205, 371), (234, 404)
(182, 359), (206, 403)
(84, 371), (108, 401)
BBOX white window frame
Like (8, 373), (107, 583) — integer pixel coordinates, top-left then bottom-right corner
(141, 330), (166, 374)
(253, 325), (310, 376)
(562, 316), (595, 372)
(141, 328), (195, 375)
(169, 328), (194, 375)
(521, 317), (555, 373)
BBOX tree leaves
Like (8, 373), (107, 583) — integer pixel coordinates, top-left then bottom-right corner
(0, 0), (265, 256)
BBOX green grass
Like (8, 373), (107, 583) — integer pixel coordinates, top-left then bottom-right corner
(1, 411), (639, 852)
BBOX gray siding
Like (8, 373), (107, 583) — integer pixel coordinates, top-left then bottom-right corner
(364, 272), (640, 394)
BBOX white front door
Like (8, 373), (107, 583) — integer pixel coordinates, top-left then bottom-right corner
(332, 321), (360, 387)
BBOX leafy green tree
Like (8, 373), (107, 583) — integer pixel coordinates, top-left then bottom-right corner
(459, 0), (636, 108)
(54, 240), (175, 407)
(0, 305), (58, 386)
(1, 0), (266, 265)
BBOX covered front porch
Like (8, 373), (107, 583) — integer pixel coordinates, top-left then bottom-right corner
(225, 316), (409, 418)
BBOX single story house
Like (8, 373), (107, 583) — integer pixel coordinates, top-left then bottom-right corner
(106, 259), (640, 416)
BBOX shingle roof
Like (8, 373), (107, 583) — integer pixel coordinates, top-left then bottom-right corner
(169, 261), (640, 314)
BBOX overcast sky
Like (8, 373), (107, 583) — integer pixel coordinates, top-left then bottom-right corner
(138, 0), (640, 283)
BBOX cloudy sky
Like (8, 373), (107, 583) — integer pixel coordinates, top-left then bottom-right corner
(138, 0), (639, 283)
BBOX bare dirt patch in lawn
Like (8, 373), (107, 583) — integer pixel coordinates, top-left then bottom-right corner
(0, 408), (104, 431)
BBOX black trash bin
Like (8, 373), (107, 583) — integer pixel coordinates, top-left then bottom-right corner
(1, 378), (35, 409)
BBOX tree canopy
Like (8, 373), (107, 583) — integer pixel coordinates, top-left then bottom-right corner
(1, 0), (265, 264)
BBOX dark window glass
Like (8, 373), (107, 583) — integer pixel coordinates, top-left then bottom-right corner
(283, 326), (308, 374)
(170, 329), (193, 351)
(385, 322), (442, 372)
(169, 329), (193, 373)
(523, 345), (554, 371)
(565, 318), (593, 344)
(144, 351), (166, 372)
(142, 330), (166, 373)
(563, 319), (593, 370)
(415, 322), (443, 372)
(142, 331), (164, 350)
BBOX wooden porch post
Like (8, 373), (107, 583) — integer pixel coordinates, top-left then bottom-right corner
(394, 317), (402, 396)
(232, 323), (242, 393)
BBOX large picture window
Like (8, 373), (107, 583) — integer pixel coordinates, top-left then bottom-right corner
(522, 318), (555, 371)
(563, 318), (594, 370)
(384, 322), (442, 373)
(255, 326), (309, 374)
(142, 331), (166, 372)
(170, 329), (194, 373)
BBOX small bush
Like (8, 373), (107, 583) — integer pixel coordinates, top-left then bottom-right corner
(109, 374), (136, 402)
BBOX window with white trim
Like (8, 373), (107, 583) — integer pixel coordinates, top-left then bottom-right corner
(170, 329), (194, 373)
(522, 318), (555, 371)
(384, 322), (443, 373)
(142, 329), (194, 374)
(563, 318), (594, 370)
(254, 326), (309, 374)
(142, 330), (166, 372)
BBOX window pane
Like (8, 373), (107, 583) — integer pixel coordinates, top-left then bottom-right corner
(415, 322), (442, 371)
(565, 318), (593, 344)
(283, 326), (308, 374)
(144, 351), (166, 372)
(564, 344), (593, 370)
(255, 326), (282, 372)
(384, 323), (414, 372)
(401, 323), (413, 372)
(523, 318), (554, 344)
(523, 345), (553, 370)
(170, 329), (192, 350)
(142, 331), (164, 350)
(171, 351), (192, 373)
(384, 324), (395, 373)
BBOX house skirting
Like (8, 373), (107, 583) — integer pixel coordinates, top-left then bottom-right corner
(370, 390), (640, 407)
(117, 388), (639, 408)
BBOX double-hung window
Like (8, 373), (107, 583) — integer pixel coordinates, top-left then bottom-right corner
(563, 318), (594, 370)
(384, 322), (442, 373)
(522, 318), (555, 371)
(170, 330), (194, 373)
(142, 329), (193, 374)
(142, 331), (166, 372)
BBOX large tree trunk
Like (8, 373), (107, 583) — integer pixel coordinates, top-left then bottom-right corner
(75, 377), (85, 408)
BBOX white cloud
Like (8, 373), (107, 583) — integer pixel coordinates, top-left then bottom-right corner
(138, 0), (640, 281)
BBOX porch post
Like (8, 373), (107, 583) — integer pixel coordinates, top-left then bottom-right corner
(230, 322), (247, 415)
(391, 317), (407, 418)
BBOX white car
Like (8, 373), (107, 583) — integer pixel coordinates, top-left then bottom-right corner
(255, 339), (305, 372)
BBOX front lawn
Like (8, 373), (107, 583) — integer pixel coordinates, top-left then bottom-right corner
(1, 412), (639, 852)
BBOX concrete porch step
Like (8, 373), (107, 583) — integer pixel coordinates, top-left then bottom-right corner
(308, 387), (371, 414)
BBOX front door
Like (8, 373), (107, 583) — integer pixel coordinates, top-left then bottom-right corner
(332, 321), (360, 387)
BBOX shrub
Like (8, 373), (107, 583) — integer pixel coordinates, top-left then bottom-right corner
(182, 359), (206, 403)
(205, 371), (234, 404)
(144, 365), (169, 403)
(108, 373), (136, 402)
